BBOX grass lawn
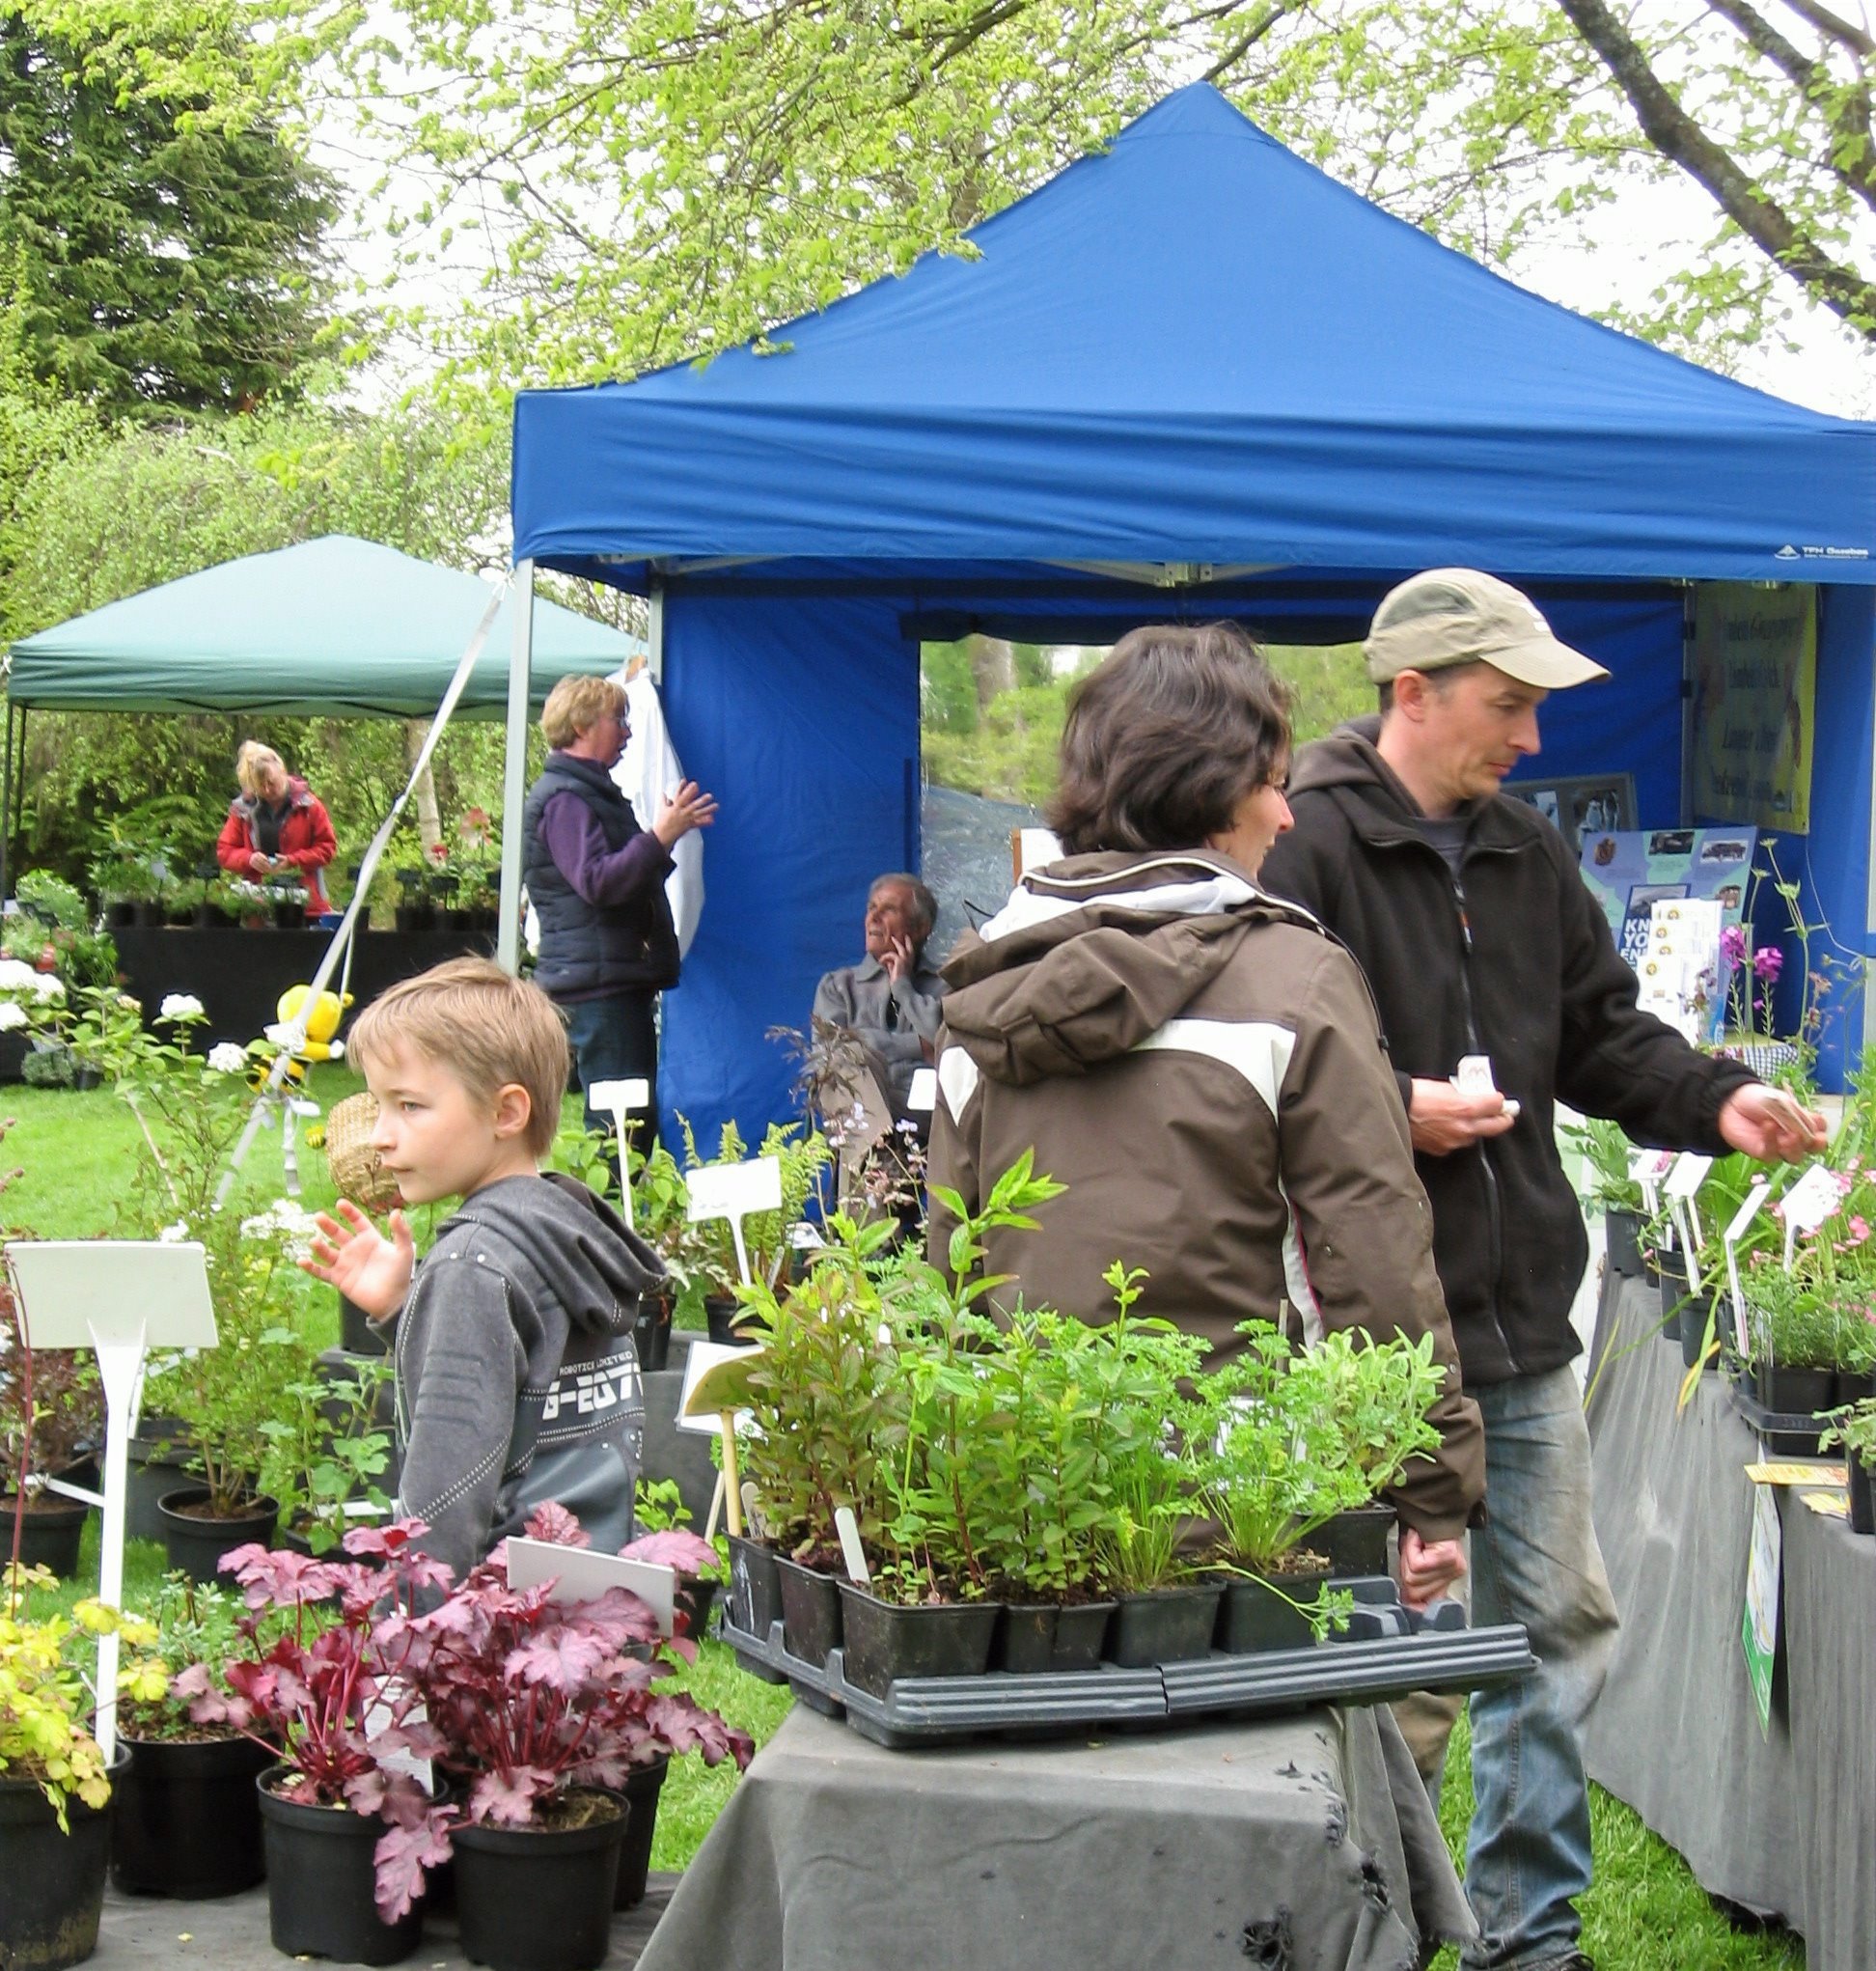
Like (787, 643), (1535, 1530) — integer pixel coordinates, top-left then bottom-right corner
(0, 1075), (1815, 1948)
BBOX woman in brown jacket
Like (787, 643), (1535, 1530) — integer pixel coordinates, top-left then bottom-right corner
(925, 623), (1482, 1602)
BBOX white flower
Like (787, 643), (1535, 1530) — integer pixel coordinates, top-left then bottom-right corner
(240, 1198), (321, 1262)
(117, 992), (141, 1013)
(0, 1002), (26, 1032)
(158, 993), (206, 1022)
(28, 974), (63, 1002)
(263, 1022), (296, 1048)
(206, 1042), (247, 1075)
(0, 960), (35, 990)
(326, 1038), (345, 1062)
(158, 1220), (190, 1243)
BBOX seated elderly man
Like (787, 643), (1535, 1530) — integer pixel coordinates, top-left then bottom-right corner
(812, 874), (946, 1109)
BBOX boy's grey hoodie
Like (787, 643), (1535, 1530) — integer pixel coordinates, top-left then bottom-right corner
(386, 1171), (660, 1582)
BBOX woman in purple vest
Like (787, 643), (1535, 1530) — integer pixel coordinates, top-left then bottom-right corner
(521, 676), (717, 1145)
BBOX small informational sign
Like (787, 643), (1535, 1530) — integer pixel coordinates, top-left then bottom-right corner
(505, 1537), (676, 1636)
(1690, 583), (1815, 834)
(686, 1156), (782, 1287)
(1742, 1480), (1782, 1735)
(676, 1340), (758, 1437)
(1724, 1180), (1772, 1346)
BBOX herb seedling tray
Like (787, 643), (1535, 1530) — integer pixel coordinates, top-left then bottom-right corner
(722, 1581), (1534, 1749)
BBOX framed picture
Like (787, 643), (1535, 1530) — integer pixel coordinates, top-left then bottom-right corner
(1504, 772), (1637, 849)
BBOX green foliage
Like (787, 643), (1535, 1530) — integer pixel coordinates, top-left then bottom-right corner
(674, 1116), (832, 1315)
(1566, 1116), (1643, 1214)
(257, 1354), (394, 1552)
(0, 7), (342, 417)
(1820, 1396), (1876, 1463)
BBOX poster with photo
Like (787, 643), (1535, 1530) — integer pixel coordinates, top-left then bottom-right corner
(1577, 828), (1756, 1040)
(1505, 773), (1636, 851)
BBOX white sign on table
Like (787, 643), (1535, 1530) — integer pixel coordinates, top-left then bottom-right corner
(505, 1536), (676, 1636)
(6, 1241), (218, 1761)
(686, 1155), (782, 1288)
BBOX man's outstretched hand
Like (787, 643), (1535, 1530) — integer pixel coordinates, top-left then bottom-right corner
(1719, 1085), (1829, 1163)
(301, 1199), (415, 1322)
(1408, 1078), (1516, 1155)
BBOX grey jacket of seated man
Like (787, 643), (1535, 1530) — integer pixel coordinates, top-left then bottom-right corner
(812, 874), (946, 1106)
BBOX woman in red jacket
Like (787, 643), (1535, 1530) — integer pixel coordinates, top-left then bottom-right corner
(215, 741), (338, 914)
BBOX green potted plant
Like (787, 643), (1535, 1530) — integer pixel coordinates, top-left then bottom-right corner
(109, 1575), (279, 1900)
(86, 849), (163, 929)
(258, 1355), (396, 1556)
(676, 1117), (831, 1340)
(1312, 1324), (1450, 1577)
(1740, 1268), (1838, 1415)
(1565, 1115), (1646, 1279)
(1820, 1398), (1876, 1534)
(3, 1241), (104, 1580)
(0, 1568), (165, 1971)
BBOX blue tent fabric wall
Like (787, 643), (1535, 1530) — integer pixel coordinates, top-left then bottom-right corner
(660, 593), (919, 1140)
(511, 81), (1876, 1135)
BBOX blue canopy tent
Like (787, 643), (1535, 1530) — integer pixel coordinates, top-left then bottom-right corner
(509, 81), (1876, 1140)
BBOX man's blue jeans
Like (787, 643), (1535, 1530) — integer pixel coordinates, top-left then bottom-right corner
(1461, 1367), (1620, 1970)
(562, 989), (659, 1148)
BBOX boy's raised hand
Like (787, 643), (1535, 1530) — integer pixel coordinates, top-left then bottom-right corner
(301, 1199), (415, 1321)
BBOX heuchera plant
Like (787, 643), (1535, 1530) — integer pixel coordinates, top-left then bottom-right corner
(186, 1511), (754, 1923)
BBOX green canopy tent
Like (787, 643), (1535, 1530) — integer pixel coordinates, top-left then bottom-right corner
(0, 534), (644, 894)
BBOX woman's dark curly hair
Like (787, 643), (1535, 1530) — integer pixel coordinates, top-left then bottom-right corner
(1047, 623), (1291, 854)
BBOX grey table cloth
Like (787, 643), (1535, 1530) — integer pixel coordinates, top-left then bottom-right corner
(1584, 1271), (1876, 1970)
(638, 1701), (1473, 1971)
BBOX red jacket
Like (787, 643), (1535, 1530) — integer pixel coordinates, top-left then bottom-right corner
(216, 780), (337, 913)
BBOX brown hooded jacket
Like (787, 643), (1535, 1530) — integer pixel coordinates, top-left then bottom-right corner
(926, 848), (1484, 1542)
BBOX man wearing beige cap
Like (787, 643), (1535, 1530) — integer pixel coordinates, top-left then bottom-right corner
(1260, 569), (1823, 1971)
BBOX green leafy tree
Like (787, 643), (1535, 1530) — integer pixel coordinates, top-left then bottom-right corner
(0, 6), (342, 414)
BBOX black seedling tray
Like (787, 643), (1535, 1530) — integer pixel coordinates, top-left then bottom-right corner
(722, 1579), (1535, 1749)
(1728, 1377), (1829, 1457)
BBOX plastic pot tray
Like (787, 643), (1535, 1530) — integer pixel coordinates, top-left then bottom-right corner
(722, 1576), (1534, 1750)
(1727, 1374), (1829, 1457)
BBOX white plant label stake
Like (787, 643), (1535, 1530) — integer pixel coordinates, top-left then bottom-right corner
(586, 1078), (650, 1231)
(685, 1156), (783, 1289)
(1779, 1162), (1840, 1271)
(1631, 1148), (1675, 1235)
(833, 1506), (871, 1587)
(1724, 1180), (1772, 1353)
(1664, 1153), (1714, 1264)
(5, 1241), (218, 1763)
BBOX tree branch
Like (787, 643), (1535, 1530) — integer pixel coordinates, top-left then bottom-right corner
(1782, 0), (1876, 61)
(1556, 0), (1876, 334)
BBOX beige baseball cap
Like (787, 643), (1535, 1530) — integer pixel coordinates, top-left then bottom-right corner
(1365, 569), (1610, 689)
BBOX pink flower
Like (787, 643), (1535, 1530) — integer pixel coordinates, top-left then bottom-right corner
(1752, 946), (1784, 984)
(1849, 1216), (1871, 1246)
(1836, 1170), (1856, 1198)
(1720, 924), (1749, 965)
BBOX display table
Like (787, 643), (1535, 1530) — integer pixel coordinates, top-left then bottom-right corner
(109, 925), (494, 1050)
(638, 1702), (1473, 1971)
(1583, 1272), (1876, 1969)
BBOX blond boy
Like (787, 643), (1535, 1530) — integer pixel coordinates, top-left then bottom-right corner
(304, 958), (661, 1578)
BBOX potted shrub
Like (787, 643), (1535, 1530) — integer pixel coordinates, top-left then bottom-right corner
(733, 1213), (906, 1670)
(180, 1525), (453, 1966)
(1312, 1323), (1452, 1578)
(394, 866), (435, 932)
(87, 848), (163, 929)
(1567, 1115), (1647, 1279)
(0, 1566), (166, 1970)
(385, 1506), (753, 1971)
(1821, 1399), (1876, 1534)
(268, 877), (310, 930)
(620, 1500), (722, 1641)
(1742, 1272), (1838, 1415)
(109, 1575), (278, 1899)
(675, 1117), (831, 1340)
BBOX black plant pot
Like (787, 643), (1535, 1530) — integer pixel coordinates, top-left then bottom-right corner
(258, 1768), (424, 1964)
(1681, 1292), (1717, 1370)
(0, 1751), (124, 1970)
(442, 907), (474, 934)
(340, 1291), (391, 1357)
(272, 902), (306, 930)
(1834, 1367), (1876, 1406)
(1, 1493), (88, 1576)
(775, 1555), (842, 1666)
(452, 1791), (629, 1971)
(613, 1759), (670, 1910)
(112, 1731), (275, 1898)
(704, 1294), (758, 1348)
(71, 1066), (102, 1092)
(394, 902), (436, 933)
(156, 1485), (280, 1587)
(1849, 1456), (1875, 1536)
(1606, 1207), (1645, 1279)
(1216, 1569), (1328, 1654)
(632, 1293), (673, 1373)
(1317, 1503), (1395, 1579)
(727, 1534), (783, 1638)
(103, 901), (136, 930)
(1755, 1362), (1835, 1417)
(993, 1600), (1116, 1674)
(673, 1574), (719, 1642)
(125, 1422), (193, 1544)
(193, 902), (224, 928)
(1648, 1244), (1690, 1301)
(1107, 1584), (1225, 1668)
(837, 1583), (1001, 1700)
(132, 900), (167, 928)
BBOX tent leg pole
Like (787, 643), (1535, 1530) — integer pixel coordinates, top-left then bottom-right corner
(648, 577), (665, 688)
(497, 559), (536, 974)
(1, 700), (14, 901)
